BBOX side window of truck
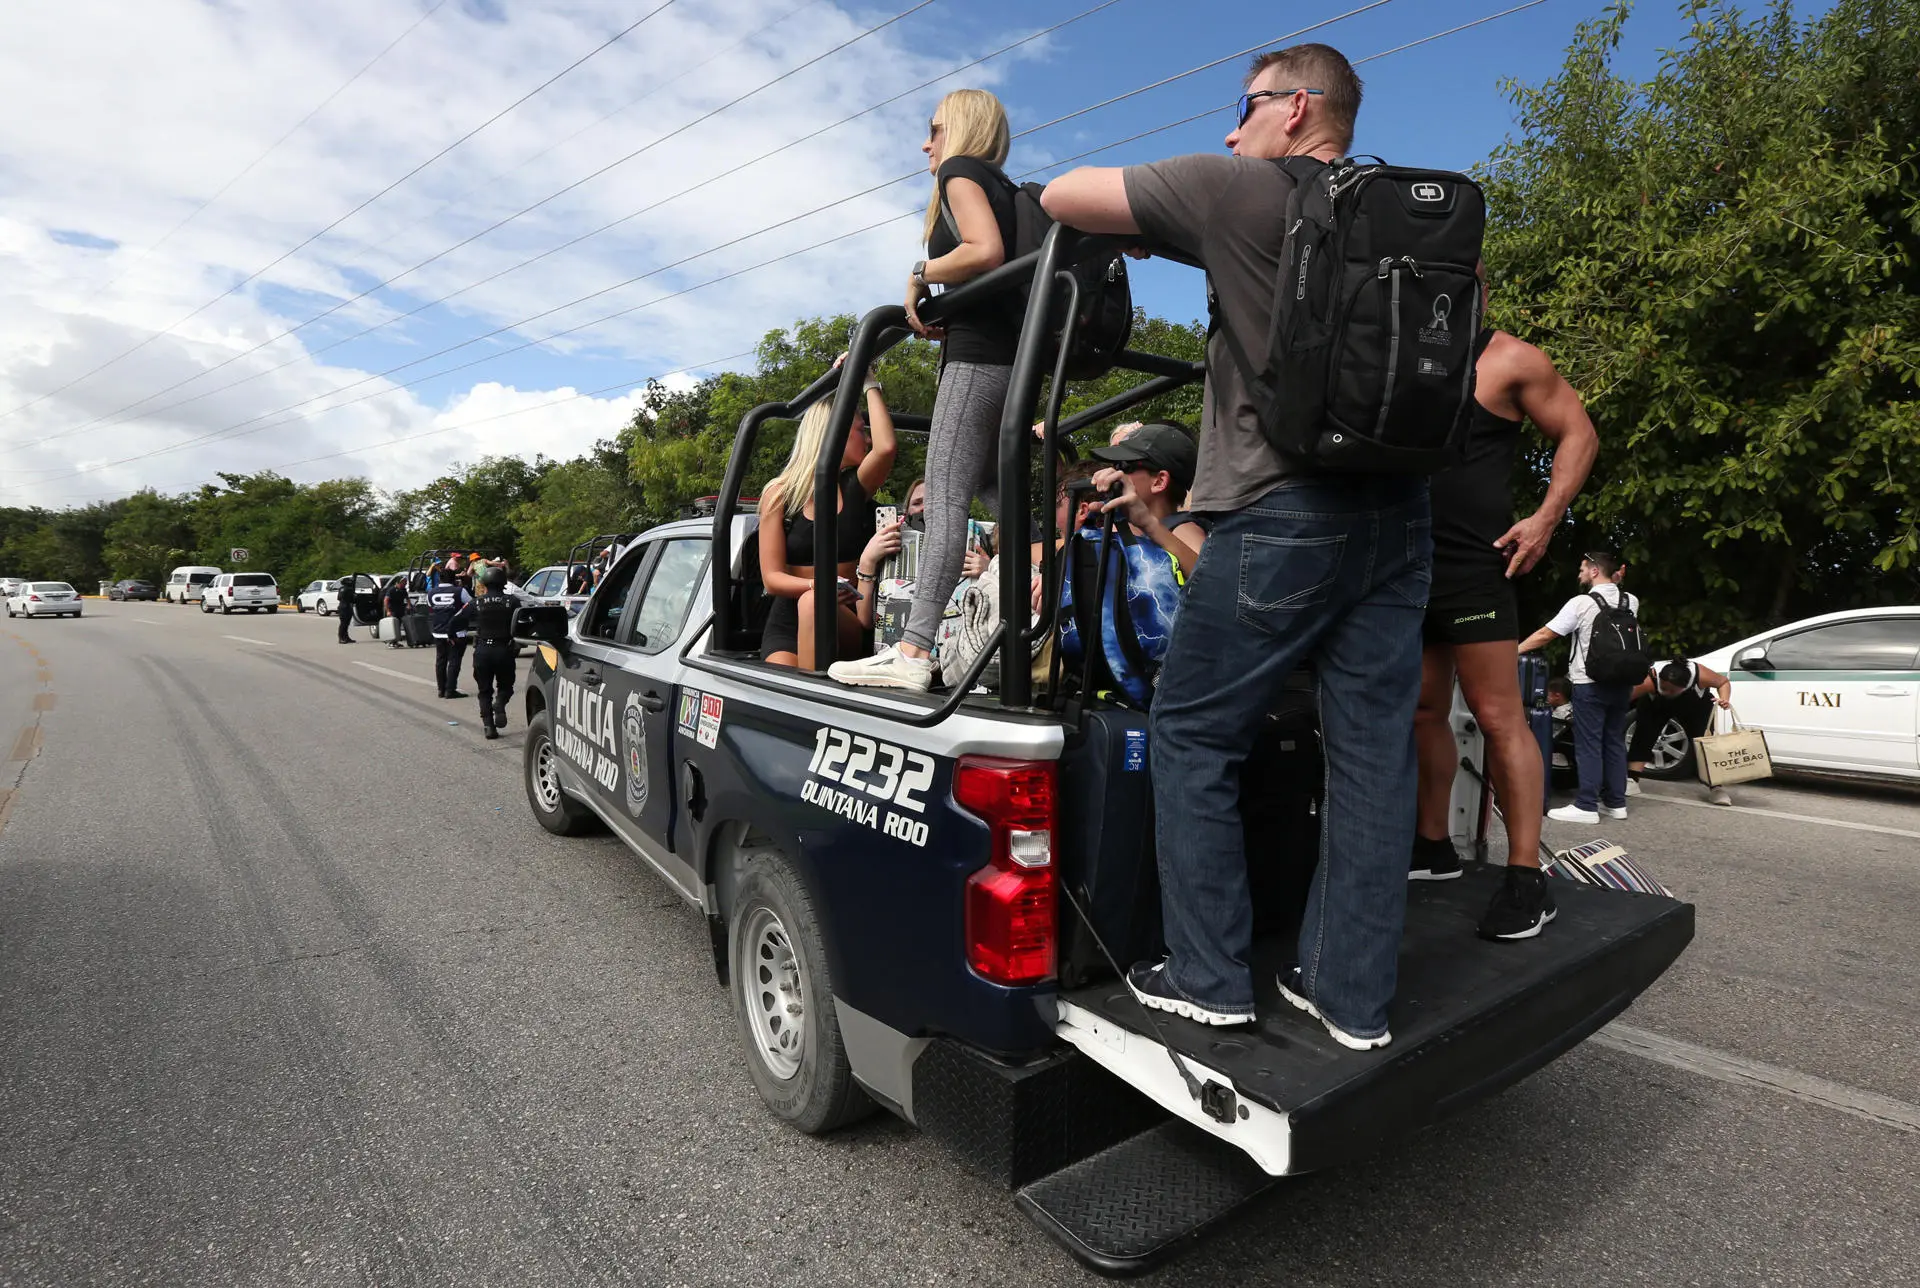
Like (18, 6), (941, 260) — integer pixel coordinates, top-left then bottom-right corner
(629, 540), (710, 653)
(580, 546), (648, 642)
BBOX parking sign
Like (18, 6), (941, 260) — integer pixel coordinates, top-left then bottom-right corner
(229, 547), (249, 562)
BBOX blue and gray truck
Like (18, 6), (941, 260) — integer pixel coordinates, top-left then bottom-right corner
(512, 227), (1693, 1275)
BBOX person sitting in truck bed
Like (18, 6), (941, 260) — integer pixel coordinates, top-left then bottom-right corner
(1085, 421), (1204, 578)
(758, 360), (898, 669)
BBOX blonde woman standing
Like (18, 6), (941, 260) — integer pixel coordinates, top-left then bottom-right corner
(758, 363), (899, 669)
(830, 89), (1021, 692)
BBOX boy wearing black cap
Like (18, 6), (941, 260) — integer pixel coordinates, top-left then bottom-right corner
(1086, 421), (1204, 575)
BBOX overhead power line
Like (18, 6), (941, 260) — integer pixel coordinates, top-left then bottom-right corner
(0, 0), (683, 424)
(7, 0), (1544, 495)
(0, 0), (958, 458)
(11, 0), (1107, 457)
(71, 1), (452, 312)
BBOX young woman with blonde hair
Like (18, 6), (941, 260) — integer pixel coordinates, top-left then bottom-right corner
(829, 88), (1022, 692)
(758, 361), (901, 668)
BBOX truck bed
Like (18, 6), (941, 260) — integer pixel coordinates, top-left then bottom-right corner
(1055, 867), (1695, 1177)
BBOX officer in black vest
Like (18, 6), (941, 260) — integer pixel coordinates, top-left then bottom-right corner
(428, 565), (474, 699)
(336, 574), (356, 644)
(470, 563), (520, 739)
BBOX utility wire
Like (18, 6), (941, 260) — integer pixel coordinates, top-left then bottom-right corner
(9, 0), (1360, 460)
(70, 1), (451, 312)
(3, 0), (974, 455)
(0, 0), (683, 423)
(10, 1), (1542, 493)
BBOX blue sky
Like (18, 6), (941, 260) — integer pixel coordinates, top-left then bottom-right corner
(0, 0), (1823, 502)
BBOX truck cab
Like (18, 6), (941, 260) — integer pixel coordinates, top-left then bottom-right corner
(513, 227), (1693, 1275)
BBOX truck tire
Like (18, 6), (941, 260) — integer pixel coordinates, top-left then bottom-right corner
(524, 710), (599, 836)
(728, 854), (873, 1134)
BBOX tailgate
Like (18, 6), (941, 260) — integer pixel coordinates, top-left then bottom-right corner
(1056, 868), (1694, 1176)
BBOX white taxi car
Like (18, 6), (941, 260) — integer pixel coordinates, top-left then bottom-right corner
(1697, 606), (1919, 782)
(5, 582), (83, 618)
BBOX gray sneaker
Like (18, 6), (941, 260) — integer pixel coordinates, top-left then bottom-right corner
(827, 644), (934, 692)
(1708, 786), (1733, 806)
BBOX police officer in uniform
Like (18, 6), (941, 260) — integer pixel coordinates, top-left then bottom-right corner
(336, 574), (357, 644)
(428, 569), (475, 699)
(470, 564), (520, 739)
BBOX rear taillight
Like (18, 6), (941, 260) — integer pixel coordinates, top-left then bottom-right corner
(955, 756), (1057, 985)
(28, 594), (40, 602)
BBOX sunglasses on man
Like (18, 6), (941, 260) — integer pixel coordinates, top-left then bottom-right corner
(1234, 87), (1323, 127)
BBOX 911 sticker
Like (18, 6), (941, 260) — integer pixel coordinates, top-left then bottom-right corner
(696, 694), (724, 748)
(803, 726), (935, 848)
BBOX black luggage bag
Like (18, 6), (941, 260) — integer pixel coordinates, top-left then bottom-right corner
(1055, 707), (1162, 988)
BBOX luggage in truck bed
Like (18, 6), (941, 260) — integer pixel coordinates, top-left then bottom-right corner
(1027, 868), (1694, 1275)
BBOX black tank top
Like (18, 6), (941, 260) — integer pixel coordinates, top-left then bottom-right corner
(784, 467), (876, 567)
(1430, 334), (1523, 595)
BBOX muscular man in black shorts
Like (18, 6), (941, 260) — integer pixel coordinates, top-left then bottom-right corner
(1411, 272), (1599, 940)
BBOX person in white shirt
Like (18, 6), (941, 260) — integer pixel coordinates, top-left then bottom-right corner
(1519, 551), (1638, 823)
(1629, 658), (1736, 806)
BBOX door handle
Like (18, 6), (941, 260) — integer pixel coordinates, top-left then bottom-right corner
(639, 690), (667, 713)
(1865, 685), (1913, 697)
(580, 668), (603, 686)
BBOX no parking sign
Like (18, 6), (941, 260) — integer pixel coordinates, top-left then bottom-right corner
(229, 547), (249, 562)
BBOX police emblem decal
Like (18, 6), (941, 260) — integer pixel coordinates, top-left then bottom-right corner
(623, 689), (648, 815)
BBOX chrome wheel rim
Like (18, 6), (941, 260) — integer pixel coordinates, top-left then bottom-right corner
(1650, 719), (1690, 772)
(532, 738), (562, 811)
(741, 906), (805, 1081)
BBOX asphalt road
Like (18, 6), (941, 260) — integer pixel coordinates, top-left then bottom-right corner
(2, 601), (1916, 1287)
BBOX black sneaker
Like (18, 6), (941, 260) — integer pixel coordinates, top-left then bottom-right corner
(483, 725), (499, 741)
(1276, 968), (1391, 1051)
(1409, 835), (1463, 881)
(1478, 866), (1558, 941)
(1125, 960), (1253, 1027)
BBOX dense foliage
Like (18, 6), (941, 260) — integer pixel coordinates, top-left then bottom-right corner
(7, 1), (1914, 651)
(1484, 0), (1920, 649)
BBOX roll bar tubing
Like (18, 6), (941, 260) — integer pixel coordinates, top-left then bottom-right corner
(707, 226), (1207, 717)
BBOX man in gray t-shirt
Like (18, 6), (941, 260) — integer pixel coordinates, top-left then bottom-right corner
(1042, 43), (1431, 1051)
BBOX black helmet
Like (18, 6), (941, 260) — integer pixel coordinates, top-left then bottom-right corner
(479, 564), (506, 589)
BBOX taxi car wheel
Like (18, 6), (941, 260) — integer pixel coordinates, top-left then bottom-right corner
(524, 710), (599, 837)
(1631, 713), (1696, 781)
(728, 854), (873, 1135)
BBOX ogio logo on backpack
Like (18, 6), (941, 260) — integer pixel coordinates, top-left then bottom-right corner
(1411, 182), (1445, 202)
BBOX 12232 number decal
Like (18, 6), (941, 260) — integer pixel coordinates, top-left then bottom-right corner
(808, 727), (934, 811)
(803, 727), (935, 847)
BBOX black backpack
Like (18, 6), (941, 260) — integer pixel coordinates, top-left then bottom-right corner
(1214, 156), (1487, 473)
(942, 175), (1133, 381)
(1584, 590), (1652, 685)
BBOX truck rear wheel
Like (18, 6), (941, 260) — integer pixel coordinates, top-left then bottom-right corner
(524, 710), (599, 836)
(728, 855), (871, 1134)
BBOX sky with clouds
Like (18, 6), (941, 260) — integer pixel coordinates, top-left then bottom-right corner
(0, 0), (1776, 508)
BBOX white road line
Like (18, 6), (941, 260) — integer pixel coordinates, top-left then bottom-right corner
(130, 617), (164, 625)
(1596, 1023), (1920, 1134)
(1636, 790), (1920, 840)
(221, 635), (277, 647)
(350, 660), (436, 688)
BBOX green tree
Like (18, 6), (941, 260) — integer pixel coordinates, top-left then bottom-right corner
(394, 456), (548, 562)
(103, 490), (195, 584)
(1482, 0), (1920, 650)
(513, 440), (646, 567)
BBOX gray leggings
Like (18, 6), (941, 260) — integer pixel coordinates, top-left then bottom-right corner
(903, 360), (1013, 651)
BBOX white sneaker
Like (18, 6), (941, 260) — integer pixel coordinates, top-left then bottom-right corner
(1547, 804), (1600, 824)
(1624, 778), (1642, 797)
(1600, 805), (1629, 820)
(1708, 786), (1733, 806)
(827, 644), (933, 692)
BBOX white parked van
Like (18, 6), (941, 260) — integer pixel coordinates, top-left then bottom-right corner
(165, 566), (222, 604)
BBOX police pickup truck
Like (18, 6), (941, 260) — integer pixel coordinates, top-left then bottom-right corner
(512, 231), (1694, 1276)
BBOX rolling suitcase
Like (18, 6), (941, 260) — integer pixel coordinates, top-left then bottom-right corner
(1055, 707), (1160, 988)
(404, 607), (432, 648)
(1518, 654), (1553, 811)
(376, 615), (402, 643)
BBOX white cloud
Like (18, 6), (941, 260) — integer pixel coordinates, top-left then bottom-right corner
(0, 0), (1017, 505)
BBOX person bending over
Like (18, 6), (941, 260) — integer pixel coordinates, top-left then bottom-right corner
(1629, 657), (1735, 806)
(758, 363), (898, 669)
(1042, 43), (1427, 1051)
(1411, 280), (1598, 942)
(830, 89), (1021, 693)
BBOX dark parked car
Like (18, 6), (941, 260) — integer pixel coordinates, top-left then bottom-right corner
(108, 579), (159, 602)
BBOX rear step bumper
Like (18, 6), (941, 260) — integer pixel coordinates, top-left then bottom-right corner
(1055, 871), (1695, 1179)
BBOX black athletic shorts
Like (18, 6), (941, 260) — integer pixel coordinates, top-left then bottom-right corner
(1422, 579), (1518, 646)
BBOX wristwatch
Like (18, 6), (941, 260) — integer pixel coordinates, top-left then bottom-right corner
(910, 260), (928, 289)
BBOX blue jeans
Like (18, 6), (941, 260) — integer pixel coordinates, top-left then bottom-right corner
(1149, 477), (1431, 1039)
(1572, 682), (1632, 811)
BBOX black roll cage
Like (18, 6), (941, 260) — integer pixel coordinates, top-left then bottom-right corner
(708, 225), (1205, 720)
